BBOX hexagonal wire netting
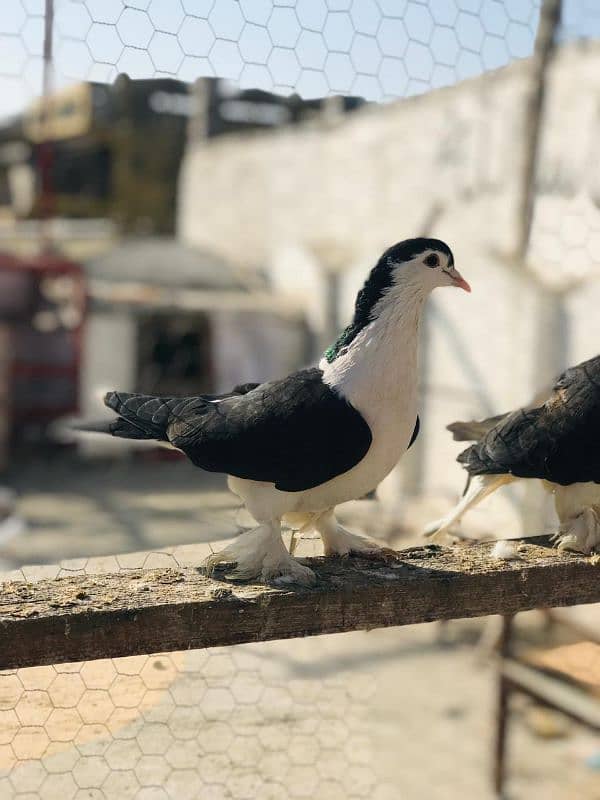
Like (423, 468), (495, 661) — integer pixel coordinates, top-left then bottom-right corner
(1, 0), (547, 114)
(1, 546), (390, 800)
(2, 1), (600, 798)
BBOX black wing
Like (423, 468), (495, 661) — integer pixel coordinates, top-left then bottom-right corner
(166, 368), (373, 492)
(103, 382), (261, 440)
(458, 356), (600, 485)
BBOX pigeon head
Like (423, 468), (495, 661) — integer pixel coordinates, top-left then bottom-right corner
(324, 238), (470, 363)
(387, 238), (469, 291)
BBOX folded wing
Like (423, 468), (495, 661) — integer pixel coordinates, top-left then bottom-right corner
(108, 368), (373, 493)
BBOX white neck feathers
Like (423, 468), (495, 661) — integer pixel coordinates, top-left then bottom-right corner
(320, 276), (427, 413)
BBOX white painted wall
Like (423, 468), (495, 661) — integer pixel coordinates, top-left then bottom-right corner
(211, 309), (309, 391)
(78, 311), (136, 457)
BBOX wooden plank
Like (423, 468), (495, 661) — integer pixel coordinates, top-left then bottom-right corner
(1, 537), (599, 670)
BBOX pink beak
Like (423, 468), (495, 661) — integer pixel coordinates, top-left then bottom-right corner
(451, 269), (471, 293)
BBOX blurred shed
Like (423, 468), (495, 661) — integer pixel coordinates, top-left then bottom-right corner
(85, 237), (251, 291)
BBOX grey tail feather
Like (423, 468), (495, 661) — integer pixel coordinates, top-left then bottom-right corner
(71, 419), (112, 434)
(446, 414), (508, 442)
(71, 418), (155, 440)
(103, 391), (179, 440)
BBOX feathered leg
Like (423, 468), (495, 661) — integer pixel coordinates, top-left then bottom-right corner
(314, 509), (397, 560)
(552, 506), (600, 554)
(204, 519), (316, 586)
(423, 475), (513, 541)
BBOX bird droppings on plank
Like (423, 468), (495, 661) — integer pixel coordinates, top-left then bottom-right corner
(491, 540), (522, 561)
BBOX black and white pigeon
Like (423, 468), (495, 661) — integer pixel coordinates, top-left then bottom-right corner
(424, 355), (600, 554)
(81, 238), (470, 584)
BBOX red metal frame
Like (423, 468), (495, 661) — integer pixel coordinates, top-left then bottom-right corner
(0, 251), (86, 432)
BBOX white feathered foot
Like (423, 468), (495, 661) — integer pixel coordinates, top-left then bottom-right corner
(314, 510), (398, 561)
(205, 521), (316, 586)
(551, 506), (600, 555)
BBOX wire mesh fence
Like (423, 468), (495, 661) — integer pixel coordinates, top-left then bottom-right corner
(1, 0), (600, 798)
(0, 0), (545, 115)
(0, 547), (379, 800)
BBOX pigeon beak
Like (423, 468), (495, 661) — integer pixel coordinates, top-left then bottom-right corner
(450, 269), (471, 293)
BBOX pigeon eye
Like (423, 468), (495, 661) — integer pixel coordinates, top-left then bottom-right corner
(424, 254), (439, 268)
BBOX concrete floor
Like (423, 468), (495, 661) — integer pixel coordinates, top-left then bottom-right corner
(2, 455), (238, 569)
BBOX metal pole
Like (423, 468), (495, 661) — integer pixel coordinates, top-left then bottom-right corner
(516, 0), (562, 260)
(42, 0), (54, 98)
(493, 615), (514, 796)
(39, 0), (55, 250)
(517, 0), (565, 535)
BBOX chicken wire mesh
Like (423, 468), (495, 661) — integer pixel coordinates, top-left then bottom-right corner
(0, 0), (545, 114)
(2, 0), (600, 798)
(0, 547), (378, 800)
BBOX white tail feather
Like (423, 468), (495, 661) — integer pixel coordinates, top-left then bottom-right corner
(423, 474), (513, 540)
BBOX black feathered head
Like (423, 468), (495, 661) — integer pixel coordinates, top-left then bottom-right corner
(324, 238), (469, 363)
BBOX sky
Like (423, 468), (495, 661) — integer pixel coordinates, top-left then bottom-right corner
(0, 0), (598, 121)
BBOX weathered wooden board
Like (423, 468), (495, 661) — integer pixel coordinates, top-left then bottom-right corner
(1, 537), (599, 670)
